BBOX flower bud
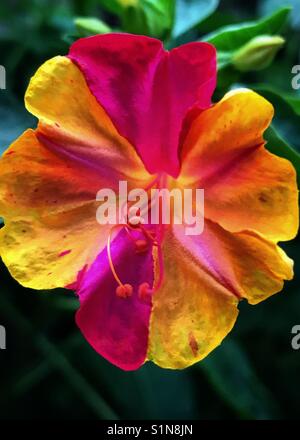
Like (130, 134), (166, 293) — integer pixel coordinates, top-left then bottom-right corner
(75, 17), (111, 37)
(232, 35), (285, 72)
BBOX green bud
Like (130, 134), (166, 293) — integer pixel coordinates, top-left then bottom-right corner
(232, 35), (285, 72)
(75, 17), (111, 37)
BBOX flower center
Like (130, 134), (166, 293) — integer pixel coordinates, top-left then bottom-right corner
(107, 174), (168, 303)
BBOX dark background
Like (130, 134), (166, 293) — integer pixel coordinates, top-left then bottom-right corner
(0, 0), (300, 420)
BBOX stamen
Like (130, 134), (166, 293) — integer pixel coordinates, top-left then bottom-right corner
(116, 283), (133, 298)
(138, 282), (153, 305)
(135, 239), (149, 254)
(138, 224), (157, 244)
(107, 174), (168, 300)
(107, 225), (133, 297)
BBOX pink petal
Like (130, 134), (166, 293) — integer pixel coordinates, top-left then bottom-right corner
(69, 34), (216, 177)
(75, 228), (154, 371)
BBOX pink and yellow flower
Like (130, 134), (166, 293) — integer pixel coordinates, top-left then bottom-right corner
(0, 34), (298, 370)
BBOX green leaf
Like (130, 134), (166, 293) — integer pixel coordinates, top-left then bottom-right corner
(203, 7), (290, 71)
(74, 17), (111, 37)
(286, 95), (300, 115)
(199, 340), (279, 419)
(217, 51), (232, 69)
(253, 83), (300, 115)
(99, 0), (175, 39)
(264, 125), (300, 185)
(0, 293), (118, 420)
(203, 7), (290, 51)
(98, 0), (125, 16)
(258, 0), (300, 30)
(124, 0), (174, 39)
(172, 0), (219, 38)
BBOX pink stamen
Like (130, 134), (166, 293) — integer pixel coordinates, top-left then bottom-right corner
(107, 225), (128, 288)
(107, 174), (168, 298)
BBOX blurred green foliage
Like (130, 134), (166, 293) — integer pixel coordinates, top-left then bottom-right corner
(0, 0), (300, 420)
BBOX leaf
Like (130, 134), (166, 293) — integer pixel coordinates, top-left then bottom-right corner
(126, 0), (174, 39)
(253, 83), (300, 115)
(98, 0), (125, 15)
(264, 125), (300, 186)
(258, 0), (300, 30)
(172, 0), (219, 38)
(0, 293), (118, 420)
(74, 17), (111, 37)
(99, 0), (175, 39)
(199, 340), (279, 419)
(12, 334), (82, 397)
(203, 7), (291, 52)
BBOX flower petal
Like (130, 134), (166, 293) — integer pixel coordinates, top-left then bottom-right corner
(180, 89), (298, 241)
(148, 228), (239, 369)
(0, 130), (111, 289)
(0, 56), (152, 289)
(174, 221), (293, 305)
(25, 55), (149, 185)
(76, 228), (154, 371)
(69, 34), (216, 177)
(148, 216), (294, 368)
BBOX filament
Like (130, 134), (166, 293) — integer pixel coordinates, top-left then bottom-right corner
(107, 174), (167, 297)
(107, 225), (124, 287)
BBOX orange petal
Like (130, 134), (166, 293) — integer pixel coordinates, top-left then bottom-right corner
(180, 89), (298, 242)
(0, 130), (111, 289)
(0, 56), (152, 289)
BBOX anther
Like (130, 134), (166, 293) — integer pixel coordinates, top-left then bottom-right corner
(116, 283), (133, 299)
(138, 282), (153, 305)
(135, 239), (149, 254)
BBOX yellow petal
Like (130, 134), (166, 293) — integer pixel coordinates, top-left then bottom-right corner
(25, 55), (149, 183)
(147, 228), (239, 369)
(0, 56), (152, 289)
(0, 130), (110, 289)
(148, 215), (294, 368)
(180, 89), (298, 242)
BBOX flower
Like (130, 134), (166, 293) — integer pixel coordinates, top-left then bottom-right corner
(0, 34), (298, 371)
